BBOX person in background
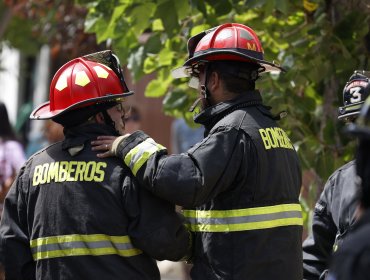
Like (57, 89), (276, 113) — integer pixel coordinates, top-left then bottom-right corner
(302, 70), (370, 279)
(0, 102), (26, 215)
(327, 95), (370, 280)
(25, 120), (64, 158)
(171, 118), (204, 154)
(124, 106), (142, 134)
(157, 117), (204, 280)
(0, 101), (26, 279)
(93, 23), (303, 280)
(0, 50), (191, 280)
(43, 119), (64, 144)
(169, 118), (204, 280)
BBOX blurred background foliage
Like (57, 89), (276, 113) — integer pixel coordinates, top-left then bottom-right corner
(1, 0), (370, 230)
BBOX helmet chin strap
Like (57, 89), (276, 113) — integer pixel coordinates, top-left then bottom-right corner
(101, 110), (120, 136)
(189, 64), (212, 112)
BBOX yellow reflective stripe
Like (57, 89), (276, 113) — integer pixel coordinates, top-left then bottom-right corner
(183, 203), (303, 232)
(183, 203), (301, 218)
(124, 138), (166, 175)
(30, 234), (132, 246)
(32, 247), (141, 261)
(185, 217), (303, 232)
(30, 234), (142, 261)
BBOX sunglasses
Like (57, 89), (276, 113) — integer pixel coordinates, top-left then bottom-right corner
(83, 50), (130, 92)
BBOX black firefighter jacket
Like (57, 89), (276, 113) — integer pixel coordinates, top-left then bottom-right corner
(328, 209), (370, 280)
(115, 91), (303, 280)
(0, 124), (191, 280)
(303, 160), (360, 280)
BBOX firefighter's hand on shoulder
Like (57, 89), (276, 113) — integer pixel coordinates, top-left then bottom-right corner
(91, 135), (130, 158)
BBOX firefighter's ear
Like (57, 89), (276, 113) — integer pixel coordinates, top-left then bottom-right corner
(208, 71), (220, 92)
(94, 112), (105, 124)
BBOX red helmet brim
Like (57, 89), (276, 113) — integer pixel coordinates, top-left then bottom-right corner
(30, 91), (134, 120)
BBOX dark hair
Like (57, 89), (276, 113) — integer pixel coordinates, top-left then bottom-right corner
(53, 102), (117, 128)
(0, 102), (16, 141)
(206, 60), (260, 94)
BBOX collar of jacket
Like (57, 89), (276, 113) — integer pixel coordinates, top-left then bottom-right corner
(193, 90), (263, 127)
(62, 123), (119, 151)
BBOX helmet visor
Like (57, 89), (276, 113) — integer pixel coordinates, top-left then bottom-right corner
(188, 76), (200, 89)
(172, 61), (208, 89)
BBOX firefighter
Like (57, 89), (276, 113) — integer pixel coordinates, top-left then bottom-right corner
(303, 71), (370, 280)
(0, 50), (191, 280)
(93, 23), (303, 280)
(327, 95), (370, 280)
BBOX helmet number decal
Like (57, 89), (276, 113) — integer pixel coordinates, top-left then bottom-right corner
(350, 87), (362, 103)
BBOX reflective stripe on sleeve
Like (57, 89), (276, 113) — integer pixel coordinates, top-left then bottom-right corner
(124, 138), (166, 175)
(183, 203), (303, 232)
(30, 234), (142, 261)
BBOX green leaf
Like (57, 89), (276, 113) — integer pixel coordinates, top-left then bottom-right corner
(264, 0), (275, 15)
(206, 0), (232, 15)
(127, 46), (145, 80)
(144, 33), (162, 54)
(304, 85), (322, 105)
(245, 0), (266, 9)
(163, 89), (189, 110)
(275, 0), (289, 14)
(143, 56), (157, 73)
(99, 5), (127, 41)
(154, 0), (179, 36)
(158, 48), (175, 66)
(152, 19), (164, 31)
(190, 24), (211, 36)
(192, 0), (208, 16)
(129, 2), (156, 35)
(114, 30), (139, 63)
(145, 68), (173, 97)
(323, 118), (336, 145)
(86, 17), (110, 43)
(145, 79), (167, 97)
(84, 16), (99, 32)
(174, 0), (191, 20)
(316, 150), (335, 180)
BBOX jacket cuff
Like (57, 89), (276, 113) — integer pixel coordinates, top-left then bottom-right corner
(114, 130), (149, 160)
(115, 130), (166, 176)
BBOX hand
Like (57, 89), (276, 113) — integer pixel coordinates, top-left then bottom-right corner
(91, 136), (117, 158)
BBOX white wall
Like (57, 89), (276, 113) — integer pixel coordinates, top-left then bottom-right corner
(28, 45), (50, 140)
(0, 44), (20, 125)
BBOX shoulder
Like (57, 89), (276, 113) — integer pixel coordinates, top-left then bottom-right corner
(29, 141), (59, 158)
(212, 106), (266, 133)
(320, 160), (357, 202)
(327, 160), (356, 181)
(335, 160), (356, 173)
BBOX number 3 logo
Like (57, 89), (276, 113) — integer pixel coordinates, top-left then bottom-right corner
(350, 87), (362, 103)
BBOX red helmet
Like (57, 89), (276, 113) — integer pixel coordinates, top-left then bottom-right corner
(30, 50), (133, 120)
(172, 23), (283, 78)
